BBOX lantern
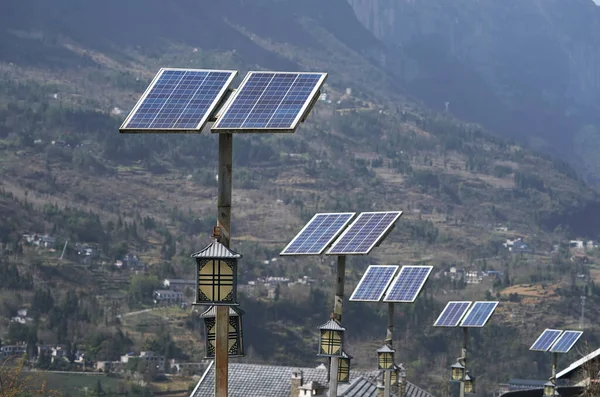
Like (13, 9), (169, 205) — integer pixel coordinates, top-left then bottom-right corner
(337, 351), (352, 383)
(377, 345), (395, 371)
(191, 241), (241, 306)
(464, 371), (476, 394)
(317, 318), (345, 357)
(398, 363), (407, 397)
(544, 381), (556, 397)
(200, 305), (245, 358)
(450, 360), (465, 381)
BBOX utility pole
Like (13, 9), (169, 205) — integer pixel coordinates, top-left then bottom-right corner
(215, 132), (233, 397)
(329, 256), (346, 397)
(384, 302), (394, 397)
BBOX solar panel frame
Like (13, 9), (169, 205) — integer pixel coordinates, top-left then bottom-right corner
(349, 265), (400, 302)
(550, 331), (583, 353)
(326, 211), (403, 255)
(280, 212), (356, 256)
(529, 329), (564, 352)
(211, 71), (327, 133)
(120, 68), (237, 133)
(460, 301), (499, 327)
(434, 301), (473, 327)
(382, 265), (433, 303)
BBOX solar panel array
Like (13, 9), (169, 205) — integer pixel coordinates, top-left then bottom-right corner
(120, 68), (236, 132)
(213, 71), (327, 132)
(434, 301), (472, 327)
(326, 212), (403, 255)
(349, 265), (399, 302)
(460, 301), (499, 327)
(280, 213), (356, 256)
(549, 331), (583, 353)
(383, 266), (433, 303)
(530, 329), (563, 352)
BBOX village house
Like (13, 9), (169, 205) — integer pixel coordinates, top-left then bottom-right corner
(10, 308), (32, 324)
(0, 344), (26, 358)
(22, 233), (56, 249)
(153, 290), (184, 304)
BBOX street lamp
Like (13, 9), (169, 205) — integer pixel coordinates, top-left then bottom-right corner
(337, 351), (352, 383)
(192, 240), (241, 306)
(450, 360), (465, 381)
(317, 318), (345, 357)
(544, 381), (556, 397)
(200, 306), (245, 358)
(377, 345), (395, 371)
(464, 371), (475, 394)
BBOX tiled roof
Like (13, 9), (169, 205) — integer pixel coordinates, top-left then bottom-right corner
(189, 362), (435, 397)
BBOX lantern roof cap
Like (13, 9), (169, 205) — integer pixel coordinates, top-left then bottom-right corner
(464, 371), (475, 381)
(377, 344), (396, 354)
(340, 350), (353, 360)
(191, 240), (242, 259)
(318, 318), (345, 331)
(200, 305), (245, 318)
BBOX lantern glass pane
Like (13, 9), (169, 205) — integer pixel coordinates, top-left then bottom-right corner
(197, 259), (235, 303)
(378, 352), (394, 370)
(320, 330), (342, 356)
(544, 386), (554, 397)
(391, 371), (398, 385)
(465, 380), (474, 394)
(338, 358), (350, 383)
(452, 368), (463, 380)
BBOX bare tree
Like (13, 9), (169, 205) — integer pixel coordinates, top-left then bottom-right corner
(0, 356), (60, 397)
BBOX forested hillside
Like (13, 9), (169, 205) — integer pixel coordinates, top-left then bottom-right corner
(1, 1), (600, 396)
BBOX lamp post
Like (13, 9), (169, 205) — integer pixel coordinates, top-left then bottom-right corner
(377, 344), (395, 397)
(318, 317), (345, 397)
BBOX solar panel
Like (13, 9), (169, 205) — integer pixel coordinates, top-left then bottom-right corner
(349, 265), (400, 302)
(434, 301), (472, 327)
(212, 71), (327, 132)
(530, 329), (564, 352)
(280, 213), (356, 256)
(326, 211), (403, 255)
(460, 301), (499, 327)
(120, 68), (237, 133)
(550, 331), (583, 353)
(382, 266), (433, 303)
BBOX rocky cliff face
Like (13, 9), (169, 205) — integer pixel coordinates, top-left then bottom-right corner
(348, 0), (600, 184)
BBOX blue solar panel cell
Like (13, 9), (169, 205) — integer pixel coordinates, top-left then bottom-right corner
(434, 302), (472, 327)
(212, 71), (327, 131)
(121, 68), (236, 132)
(460, 301), (499, 327)
(349, 265), (399, 302)
(550, 331), (583, 353)
(382, 266), (433, 303)
(326, 211), (403, 255)
(530, 329), (563, 352)
(280, 213), (356, 256)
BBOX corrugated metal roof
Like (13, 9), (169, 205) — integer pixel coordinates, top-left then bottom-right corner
(319, 319), (345, 331)
(191, 241), (242, 259)
(556, 346), (600, 379)
(189, 362), (435, 397)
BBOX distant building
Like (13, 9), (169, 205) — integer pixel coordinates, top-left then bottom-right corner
(153, 290), (183, 304)
(465, 270), (484, 284)
(1, 344), (26, 358)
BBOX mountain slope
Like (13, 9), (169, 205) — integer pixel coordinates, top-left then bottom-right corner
(348, 0), (600, 185)
(1, 0), (600, 394)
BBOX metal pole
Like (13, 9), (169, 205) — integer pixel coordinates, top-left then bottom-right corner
(460, 328), (468, 397)
(215, 133), (233, 397)
(384, 302), (394, 397)
(384, 371), (392, 397)
(329, 256), (346, 397)
(552, 352), (557, 394)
